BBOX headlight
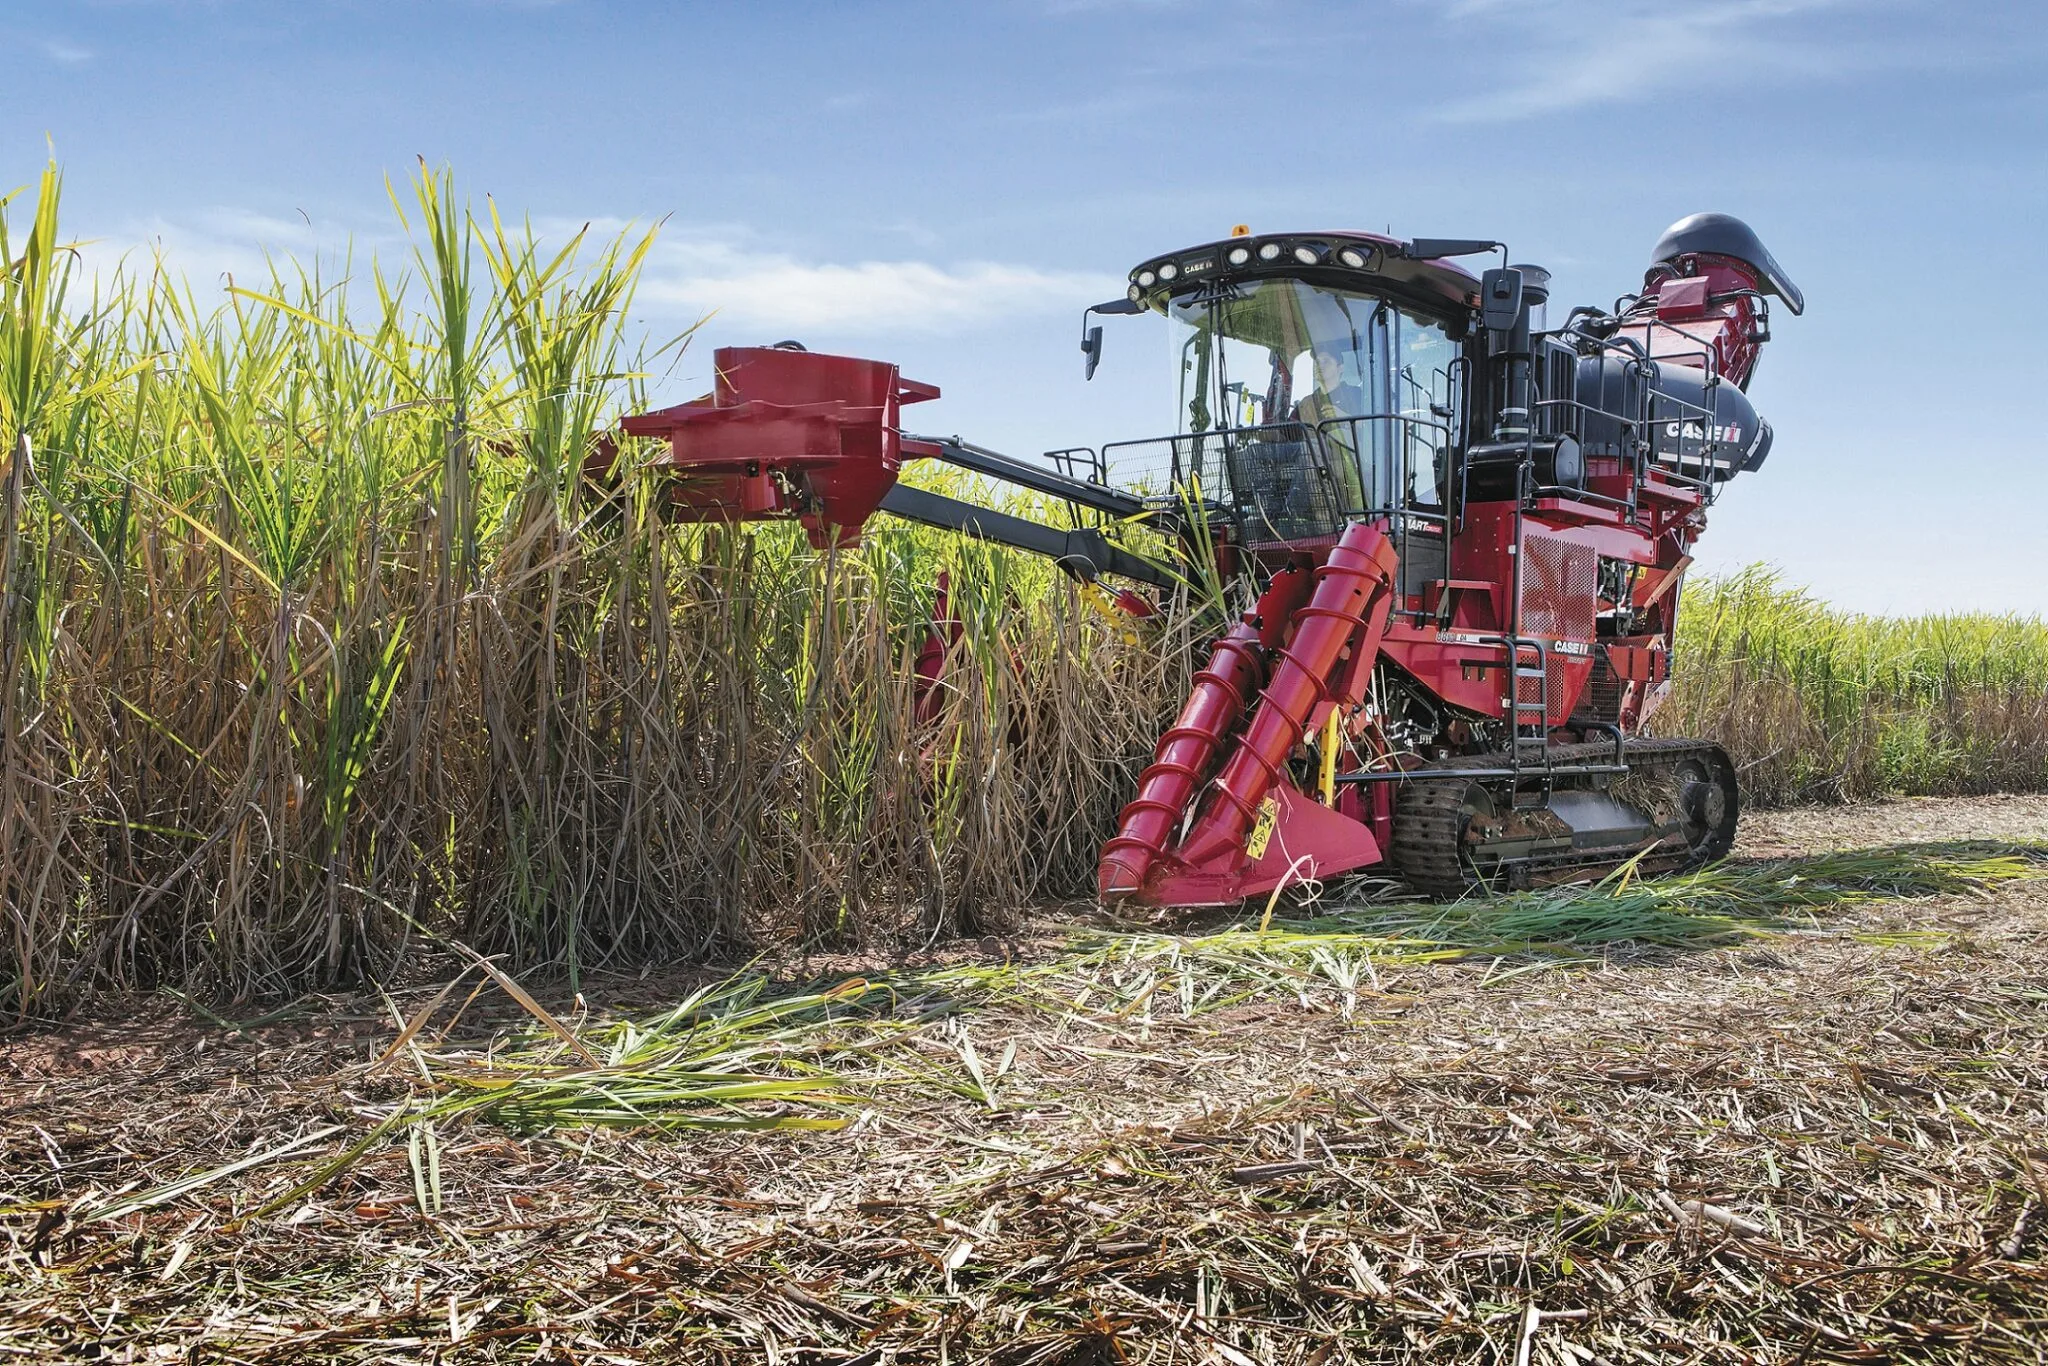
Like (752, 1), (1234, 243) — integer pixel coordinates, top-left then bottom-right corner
(1157, 262), (1179, 281)
(1293, 244), (1324, 265)
(1127, 283), (1144, 303)
(1257, 241), (1283, 261)
(1136, 269), (1156, 288)
(1226, 245), (1251, 266)
(1337, 246), (1368, 269)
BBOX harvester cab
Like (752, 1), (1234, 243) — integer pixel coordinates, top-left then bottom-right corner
(596, 212), (1801, 909)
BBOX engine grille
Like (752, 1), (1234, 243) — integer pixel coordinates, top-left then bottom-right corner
(1577, 648), (1625, 724)
(1519, 531), (1597, 642)
(1535, 339), (1580, 440)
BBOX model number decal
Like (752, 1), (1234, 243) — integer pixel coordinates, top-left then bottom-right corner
(1437, 632), (1592, 657)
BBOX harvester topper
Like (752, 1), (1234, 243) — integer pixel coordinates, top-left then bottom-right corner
(589, 212), (1802, 907)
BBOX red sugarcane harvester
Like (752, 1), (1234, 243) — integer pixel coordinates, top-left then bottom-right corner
(590, 214), (1802, 905)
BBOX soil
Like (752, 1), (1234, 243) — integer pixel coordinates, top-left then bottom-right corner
(3, 798), (2045, 1363)
(1737, 793), (2048, 857)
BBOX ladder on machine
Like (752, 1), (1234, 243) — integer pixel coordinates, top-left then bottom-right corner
(1479, 634), (1554, 811)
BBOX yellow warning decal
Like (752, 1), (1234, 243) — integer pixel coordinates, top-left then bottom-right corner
(1245, 794), (1280, 860)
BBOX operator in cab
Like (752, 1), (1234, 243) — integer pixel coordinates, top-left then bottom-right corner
(1296, 346), (1363, 426)
(1295, 344), (1368, 510)
(1303, 347), (1363, 418)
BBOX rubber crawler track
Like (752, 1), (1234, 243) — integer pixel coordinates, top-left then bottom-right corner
(1390, 738), (1737, 898)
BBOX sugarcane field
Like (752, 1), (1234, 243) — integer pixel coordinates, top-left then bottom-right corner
(5, 5), (2048, 1362)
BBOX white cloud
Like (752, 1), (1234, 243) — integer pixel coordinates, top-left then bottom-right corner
(71, 207), (1118, 340)
(68, 206), (399, 306)
(1425, 0), (1895, 123)
(635, 238), (1124, 336)
(41, 38), (93, 65)
(1035, 0), (1189, 14)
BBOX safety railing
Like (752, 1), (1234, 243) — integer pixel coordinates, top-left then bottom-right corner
(1042, 444), (1115, 531)
(1101, 421), (1355, 550)
(1045, 445), (1111, 489)
(1550, 314), (1751, 503)
(1309, 410), (1458, 621)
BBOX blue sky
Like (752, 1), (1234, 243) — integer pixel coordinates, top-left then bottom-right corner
(7, 0), (2045, 613)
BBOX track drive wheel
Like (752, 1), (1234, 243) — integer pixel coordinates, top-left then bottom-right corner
(1669, 744), (1740, 866)
(1390, 775), (1494, 897)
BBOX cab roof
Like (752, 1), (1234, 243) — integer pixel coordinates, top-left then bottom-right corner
(1128, 230), (1484, 324)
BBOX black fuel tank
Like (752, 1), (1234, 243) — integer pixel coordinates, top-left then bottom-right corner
(1573, 355), (1772, 480)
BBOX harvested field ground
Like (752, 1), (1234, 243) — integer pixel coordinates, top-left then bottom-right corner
(5, 801), (2047, 1364)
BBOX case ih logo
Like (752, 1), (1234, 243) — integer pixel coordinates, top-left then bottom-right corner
(1664, 420), (1744, 444)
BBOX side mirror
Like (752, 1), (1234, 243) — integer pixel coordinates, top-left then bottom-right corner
(1480, 267), (1524, 332)
(1078, 297), (1141, 382)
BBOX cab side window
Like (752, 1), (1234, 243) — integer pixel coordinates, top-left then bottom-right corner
(1392, 309), (1457, 509)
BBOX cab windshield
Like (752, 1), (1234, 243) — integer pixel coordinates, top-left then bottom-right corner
(1166, 277), (1459, 512)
